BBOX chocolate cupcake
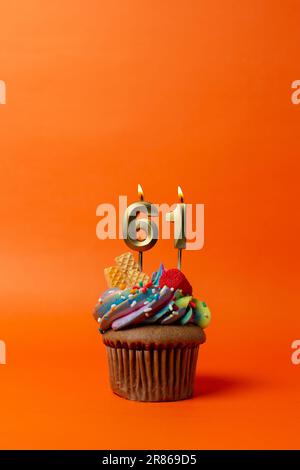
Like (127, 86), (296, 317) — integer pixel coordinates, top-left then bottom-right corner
(94, 254), (211, 402)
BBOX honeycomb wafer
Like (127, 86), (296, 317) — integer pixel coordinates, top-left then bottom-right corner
(126, 268), (150, 286)
(104, 266), (128, 289)
(115, 252), (139, 274)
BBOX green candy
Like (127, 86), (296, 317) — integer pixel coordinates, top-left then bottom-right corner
(194, 299), (211, 329)
(174, 296), (192, 309)
(173, 289), (184, 300)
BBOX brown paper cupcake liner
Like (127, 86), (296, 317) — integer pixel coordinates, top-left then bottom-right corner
(106, 344), (200, 402)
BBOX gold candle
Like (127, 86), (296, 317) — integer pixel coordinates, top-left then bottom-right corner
(123, 184), (158, 271)
(166, 186), (187, 270)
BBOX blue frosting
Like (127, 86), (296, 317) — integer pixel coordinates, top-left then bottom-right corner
(151, 263), (164, 286)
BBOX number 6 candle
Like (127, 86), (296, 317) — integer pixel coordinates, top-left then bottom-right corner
(122, 184), (158, 271)
(166, 186), (186, 270)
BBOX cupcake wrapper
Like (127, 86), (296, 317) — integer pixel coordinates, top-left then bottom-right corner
(106, 345), (199, 402)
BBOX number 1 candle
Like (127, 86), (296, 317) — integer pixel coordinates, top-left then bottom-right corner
(166, 186), (187, 270)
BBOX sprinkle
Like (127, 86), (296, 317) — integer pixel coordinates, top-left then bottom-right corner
(108, 290), (114, 294)
(152, 289), (156, 294)
(141, 287), (147, 293)
(145, 281), (153, 288)
(139, 281), (143, 287)
(121, 296), (126, 300)
(132, 285), (139, 289)
(144, 307), (152, 312)
(128, 294), (134, 299)
(98, 298), (102, 303)
(111, 304), (117, 311)
(190, 301), (196, 309)
(97, 317), (101, 323)
(170, 287), (175, 292)
(168, 304), (173, 311)
(131, 300), (137, 307)
(144, 300), (149, 305)
(130, 289), (137, 294)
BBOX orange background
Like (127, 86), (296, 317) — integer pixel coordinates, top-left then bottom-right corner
(0, 0), (300, 450)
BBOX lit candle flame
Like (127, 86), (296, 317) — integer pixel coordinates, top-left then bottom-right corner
(178, 186), (184, 203)
(138, 184), (144, 201)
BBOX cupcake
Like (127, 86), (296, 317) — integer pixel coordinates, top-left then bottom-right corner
(93, 253), (211, 402)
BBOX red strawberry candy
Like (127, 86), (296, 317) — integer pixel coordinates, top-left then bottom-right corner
(159, 268), (192, 296)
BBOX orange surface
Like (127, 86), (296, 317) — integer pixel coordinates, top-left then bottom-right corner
(0, 0), (300, 450)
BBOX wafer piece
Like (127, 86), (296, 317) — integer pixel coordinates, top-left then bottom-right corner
(126, 268), (150, 286)
(115, 252), (139, 275)
(104, 266), (128, 289)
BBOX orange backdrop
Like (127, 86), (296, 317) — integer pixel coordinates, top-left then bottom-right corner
(0, 0), (300, 450)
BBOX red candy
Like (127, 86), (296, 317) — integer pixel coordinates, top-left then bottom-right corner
(159, 268), (193, 296)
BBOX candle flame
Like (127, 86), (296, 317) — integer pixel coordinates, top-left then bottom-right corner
(138, 184), (144, 201)
(178, 186), (184, 203)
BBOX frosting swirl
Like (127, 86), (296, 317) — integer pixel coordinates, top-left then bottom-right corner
(94, 265), (211, 333)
